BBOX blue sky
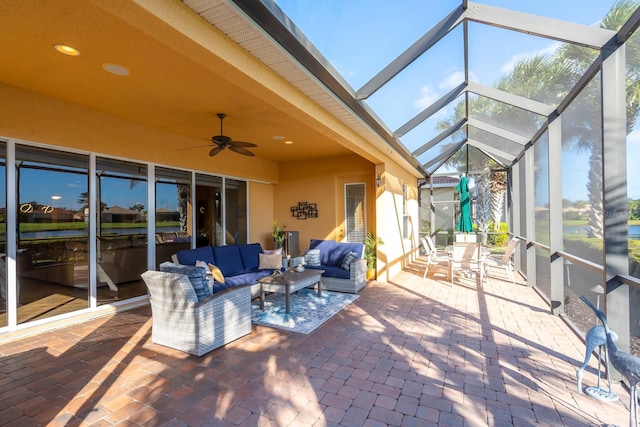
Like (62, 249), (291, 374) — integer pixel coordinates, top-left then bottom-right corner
(275, 0), (639, 202)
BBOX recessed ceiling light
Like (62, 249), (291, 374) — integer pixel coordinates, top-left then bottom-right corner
(103, 63), (131, 76)
(272, 135), (284, 140)
(54, 44), (81, 56)
(284, 140), (294, 145)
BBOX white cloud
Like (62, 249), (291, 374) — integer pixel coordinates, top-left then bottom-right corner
(439, 71), (464, 91)
(438, 70), (479, 90)
(501, 41), (562, 74)
(413, 86), (439, 109)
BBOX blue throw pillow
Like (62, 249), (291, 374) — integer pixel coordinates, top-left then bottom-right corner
(159, 262), (211, 301)
(340, 251), (358, 270)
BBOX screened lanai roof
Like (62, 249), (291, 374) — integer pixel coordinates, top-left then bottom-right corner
(194, 0), (637, 178)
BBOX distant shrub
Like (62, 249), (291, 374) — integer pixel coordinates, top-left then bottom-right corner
(487, 221), (508, 246)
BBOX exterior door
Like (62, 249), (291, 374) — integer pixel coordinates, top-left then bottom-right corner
(338, 179), (367, 243)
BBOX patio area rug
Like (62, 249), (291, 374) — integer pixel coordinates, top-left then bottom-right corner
(251, 288), (358, 334)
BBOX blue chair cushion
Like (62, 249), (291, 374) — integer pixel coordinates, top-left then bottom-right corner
(238, 243), (263, 271)
(309, 239), (337, 265)
(159, 261), (211, 301)
(212, 245), (244, 276)
(223, 270), (272, 288)
(309, 240), (363, 266)
(329, 243), (363, 266)
(176, 246), (215, 266)
(307, 264), (349, 279)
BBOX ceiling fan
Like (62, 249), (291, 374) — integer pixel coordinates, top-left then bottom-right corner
(208, 113), (257, 157)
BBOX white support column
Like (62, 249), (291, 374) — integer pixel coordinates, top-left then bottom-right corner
(548, 116), (564, 315)
(524, 146), (536, 288)
(601, 44), (630, 352)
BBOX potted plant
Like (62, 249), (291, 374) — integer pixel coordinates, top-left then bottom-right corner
(272, 218), (285, 250)
(364, 232), (383, 279)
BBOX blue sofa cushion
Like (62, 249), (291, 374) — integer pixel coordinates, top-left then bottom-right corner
(239, 243), (263, 271)
(159, 261), (211, 301)
(223, 270), (272, 289)
(212, 245), (244, 276)
(306, 264), (350, 279)
(309, 239), (337, 265)
(176, 246), (215, 266)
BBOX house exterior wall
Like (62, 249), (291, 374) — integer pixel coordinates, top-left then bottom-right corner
(275, 155), (375, 254)
(0, 81), (422, 339)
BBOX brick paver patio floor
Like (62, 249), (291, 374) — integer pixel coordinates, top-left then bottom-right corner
(0, 257), (632, 426)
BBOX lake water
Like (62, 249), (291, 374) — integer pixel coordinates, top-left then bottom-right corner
(564, 224), (640, 240)
(18, 227), (179, 240)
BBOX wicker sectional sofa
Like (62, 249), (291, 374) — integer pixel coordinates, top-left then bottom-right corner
(141, 270), (251, 356)
(174, 243), (278, 297)
(303, 239), (367, 294)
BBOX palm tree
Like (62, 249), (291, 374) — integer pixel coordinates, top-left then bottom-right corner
(489, 172), (507, 230)
(437, 0), (640, 239)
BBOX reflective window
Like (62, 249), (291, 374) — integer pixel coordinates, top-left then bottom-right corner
(196, 174), (223, 247)
(16, 146), (89, 323)
(225, 178), (248, 245)
(96, 158), (148, 304)
(155, 167), (192, 268)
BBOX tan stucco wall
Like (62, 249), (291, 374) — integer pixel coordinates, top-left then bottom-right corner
(375, 163), (420, 282)
(274, 155), (375, 254)
(249, 181), (275, 249)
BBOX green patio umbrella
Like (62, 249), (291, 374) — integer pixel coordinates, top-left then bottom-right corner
(456, 175), (473, 232)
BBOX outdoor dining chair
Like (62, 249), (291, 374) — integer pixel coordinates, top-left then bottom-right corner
(420, 237), (450, 280)
(450, 242), (484, 285)
(483, 237), (520, 284)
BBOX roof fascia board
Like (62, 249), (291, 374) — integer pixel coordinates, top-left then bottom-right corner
(229, 0), (428, 175)
(467, 138), (517, 161)
(467, 117), (529, 145)
(395, 82), (466, 137)
(467, 81), (554, 117)
(413, 118), (467, 157)
(356, 5), (465, 100)
(465, 2), (615, 49)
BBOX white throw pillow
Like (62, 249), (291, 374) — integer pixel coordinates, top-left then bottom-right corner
(304, 249), (321, 266)
(259, 253), (282, 270)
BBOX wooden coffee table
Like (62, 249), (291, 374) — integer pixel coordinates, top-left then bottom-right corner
(258, 269), (324, 314)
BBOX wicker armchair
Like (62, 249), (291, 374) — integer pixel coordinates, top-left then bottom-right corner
(141, 270), (251, 356)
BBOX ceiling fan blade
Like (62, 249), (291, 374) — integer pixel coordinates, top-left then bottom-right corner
(230, 141), (258, 148)
(209, 146), (225, 157)
(229, 145), (255, 156)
